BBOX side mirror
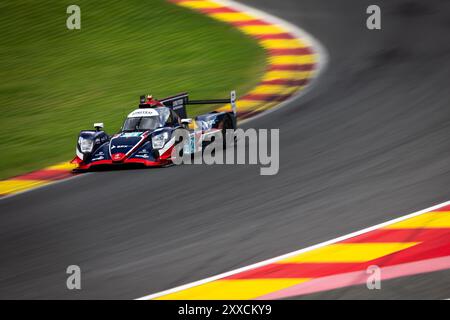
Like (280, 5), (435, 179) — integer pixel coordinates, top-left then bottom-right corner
(94, 122), (104, 131)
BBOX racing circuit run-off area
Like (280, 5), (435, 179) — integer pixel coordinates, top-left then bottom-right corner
(1, 0), (450, 313)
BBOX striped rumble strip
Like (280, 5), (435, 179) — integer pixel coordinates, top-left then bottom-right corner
(140, 202), (450, 299)
(170, 0), (319, 119)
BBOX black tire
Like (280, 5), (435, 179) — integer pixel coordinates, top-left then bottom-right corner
(222, 116), (233, 148)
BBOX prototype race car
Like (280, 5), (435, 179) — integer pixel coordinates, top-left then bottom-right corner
(71, 91), (237, 170)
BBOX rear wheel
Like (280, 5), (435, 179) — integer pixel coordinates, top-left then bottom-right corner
(222, 116), (233, 148)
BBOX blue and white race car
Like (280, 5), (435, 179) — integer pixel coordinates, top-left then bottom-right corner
(72, 91), (237, 170)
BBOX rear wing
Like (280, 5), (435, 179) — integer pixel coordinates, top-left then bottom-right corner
(159, 91), (237, 119)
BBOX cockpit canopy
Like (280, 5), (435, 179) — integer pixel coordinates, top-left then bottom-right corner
(122, 107), (178, 132)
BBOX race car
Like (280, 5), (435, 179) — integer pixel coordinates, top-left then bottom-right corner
(71, 91), (237, 170)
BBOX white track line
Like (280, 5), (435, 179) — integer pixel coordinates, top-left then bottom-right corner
(136, 0), (443, 301)
(137, 200), (450, 299)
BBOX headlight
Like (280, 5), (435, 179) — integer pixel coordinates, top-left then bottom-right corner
(152, 132), (169, 149)
(78, 137), (94, 153)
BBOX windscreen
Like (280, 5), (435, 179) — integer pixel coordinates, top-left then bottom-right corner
(122, 116), (162, 132)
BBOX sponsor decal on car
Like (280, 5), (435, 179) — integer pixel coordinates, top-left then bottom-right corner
(134, 154), (150, 159)
(127, 109), (159, 118)
(121, 132), (143, 138)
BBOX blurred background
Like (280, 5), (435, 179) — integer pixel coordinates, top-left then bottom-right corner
(1, 0), (450, 300)
(0, 0), (266, 179)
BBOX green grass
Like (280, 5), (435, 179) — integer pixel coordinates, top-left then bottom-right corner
(0, 0), (266, 179)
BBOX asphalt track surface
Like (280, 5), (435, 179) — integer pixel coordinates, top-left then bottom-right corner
(1, 0), (450, 299)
